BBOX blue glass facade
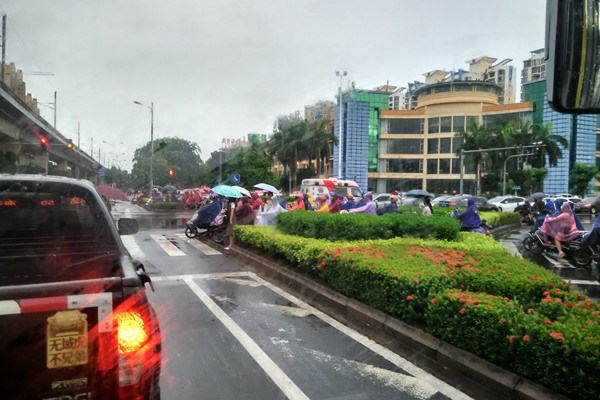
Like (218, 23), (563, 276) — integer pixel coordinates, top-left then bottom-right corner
(542, 94), (597, 194)
(333, 102), (370, 190)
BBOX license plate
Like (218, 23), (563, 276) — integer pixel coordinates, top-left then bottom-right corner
(441, 204), (447, 207)
(47, 310), (88, 368)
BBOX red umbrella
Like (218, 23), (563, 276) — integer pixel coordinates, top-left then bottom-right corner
(96, 185), (128, 201)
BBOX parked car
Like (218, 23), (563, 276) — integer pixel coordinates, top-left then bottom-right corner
(431, 195), (453, 206)
(438, 195), (500, 212)
(487, 195), (526, 212)
(0, 175), (161, 400)
(573, 196), (599, 213)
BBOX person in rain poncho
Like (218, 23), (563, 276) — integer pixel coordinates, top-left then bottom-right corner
(255, 194), (286, 226)
(250, 191), (264, 211)
(302, 194), (314, 211)
(316, 196), (330, 212)
(306, 193), (316, 209)
(289, 195), (306, 211)
(540, 202), (581, 258)
(235, 197), (256, 225)
(377, 195), (400, 215)
(329, 193), (341, 213)
(580, 199), (600, 249)
(347, 192), (377, 215)
(551, 199), (584, 230)
(340, 193), (357, 211)
(452, 197), (481, 231)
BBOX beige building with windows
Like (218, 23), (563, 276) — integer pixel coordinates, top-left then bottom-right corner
(371, 80), (533, 195)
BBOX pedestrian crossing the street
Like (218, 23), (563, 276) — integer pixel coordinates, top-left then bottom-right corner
(121, 233), (222, 259)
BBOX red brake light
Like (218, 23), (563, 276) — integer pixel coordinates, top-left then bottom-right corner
(116, 311), (148, 353)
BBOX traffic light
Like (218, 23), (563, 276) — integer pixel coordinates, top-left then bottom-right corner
(66, 140), (74, 151)
(40, 135), (49, 151)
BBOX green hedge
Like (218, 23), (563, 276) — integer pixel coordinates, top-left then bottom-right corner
(233, 225), (600, 399)
(276, 211), (461, 241)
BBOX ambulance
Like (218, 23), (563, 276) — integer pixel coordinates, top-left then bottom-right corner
(300, 178), (363, 200)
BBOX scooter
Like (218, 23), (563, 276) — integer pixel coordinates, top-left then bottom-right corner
(522, 229), (599, 269)
(520, 211), (535, 225)
(184, 221), (226, 243)
(460, 219), (492, 235)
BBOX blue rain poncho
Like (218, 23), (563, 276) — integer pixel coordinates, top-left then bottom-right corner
(452, 197), (481, 229)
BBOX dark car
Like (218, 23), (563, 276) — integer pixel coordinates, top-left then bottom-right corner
(573, 196), (599, 213)
(440, 195), (500, 212)
(0, 175), (161, 400)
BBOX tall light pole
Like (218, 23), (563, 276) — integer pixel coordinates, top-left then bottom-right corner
(336, 70), (347, 179)
(133, 101), (154, 189)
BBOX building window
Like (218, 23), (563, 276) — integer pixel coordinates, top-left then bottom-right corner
(440, 116), (452, 133)
(439, 159), (450, 174)
(453, 116), (465, 133)
(428, 138), (438, 154)
(389, 159), (422, 173)
(451, 158), (460, 174)
(428, 117), (439, 134)
(389, 118), (424, 134)
(440, 138), (452, 153)
(452, 137), (464, 152)
(427, 159), (438, 174)
(388, 139), (423, 154)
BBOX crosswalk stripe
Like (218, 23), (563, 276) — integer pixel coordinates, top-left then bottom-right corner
(176, 234), (222, 255)
(121, 235), (145, 259)
(150, 234), (186, 256)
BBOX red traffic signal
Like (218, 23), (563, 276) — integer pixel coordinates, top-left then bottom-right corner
(40, 135), (49, 151)
(168, 169), (174, 176)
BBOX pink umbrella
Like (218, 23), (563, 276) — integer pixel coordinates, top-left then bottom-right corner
(96, 185), (128, 201)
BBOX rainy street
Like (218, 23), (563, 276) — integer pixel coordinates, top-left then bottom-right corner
(112, 200), (471, 400)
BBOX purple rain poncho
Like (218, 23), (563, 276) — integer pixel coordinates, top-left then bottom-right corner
(453, 197), (481, 229)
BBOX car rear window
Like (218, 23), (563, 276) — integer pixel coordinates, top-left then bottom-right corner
(0, 180), (122, 285)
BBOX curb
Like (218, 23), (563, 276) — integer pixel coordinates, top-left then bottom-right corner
(203, 239), (571, 400)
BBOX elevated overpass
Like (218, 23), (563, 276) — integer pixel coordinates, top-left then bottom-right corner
(0, 80), (100, 182)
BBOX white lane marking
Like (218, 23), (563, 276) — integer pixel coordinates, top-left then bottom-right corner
(121, 235), (145, 259)
(183, 277), (310, 400)
(151, 272), (252, 282)
(251, 275), (474, 400)
(176, 233), (222, 255)
(150, 234), (186, 256)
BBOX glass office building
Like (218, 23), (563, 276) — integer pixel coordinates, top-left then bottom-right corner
(333, 89), (389, 191)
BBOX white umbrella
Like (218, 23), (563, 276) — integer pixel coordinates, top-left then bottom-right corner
(232, 185), (251, 197)
(254, 183), (279, 194)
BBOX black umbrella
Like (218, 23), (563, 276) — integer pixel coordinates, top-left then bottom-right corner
(531, 192), (547, 198)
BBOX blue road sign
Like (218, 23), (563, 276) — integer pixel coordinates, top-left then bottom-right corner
(98, 167), (105, 177)
(231, 174), (240, 184)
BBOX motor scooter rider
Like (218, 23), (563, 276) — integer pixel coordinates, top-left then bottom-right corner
(451, 197), (481, 231)
(516, 199), (532, 221)
(540, 202), (580, 259)
(579, 199), (600, 249)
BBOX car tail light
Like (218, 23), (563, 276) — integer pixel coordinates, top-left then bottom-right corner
(448, 202), (456, 206)
(113, 292), (159, 398)
(116, 311), (148, 354)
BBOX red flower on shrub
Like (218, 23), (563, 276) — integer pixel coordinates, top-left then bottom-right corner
(406, 295), (414, 300)
(509, 335), (516, 343)
(523, 335), (531, 342)
(413, 278), (419, 285)
(430, 298), (437, 304)
(544, 320), (552, 324)
(549, 332), (563, 340)
(460, 308), (465, 314)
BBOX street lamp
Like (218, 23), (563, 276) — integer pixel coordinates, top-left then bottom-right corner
(336, 70), (347, 179)
(133, 101), (154, 189)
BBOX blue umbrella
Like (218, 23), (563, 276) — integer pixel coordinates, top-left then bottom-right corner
(211, 184), (243, 198)
(406, 189), (430, 197)
(254, 183), (279, 194)
(531, 192), (547, 198)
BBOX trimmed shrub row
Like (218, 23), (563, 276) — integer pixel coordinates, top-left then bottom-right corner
(276, 211), (461, 241)
(233, 225), (600, 399)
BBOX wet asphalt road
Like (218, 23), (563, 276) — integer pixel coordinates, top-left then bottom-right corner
(113, 201), (471, 400)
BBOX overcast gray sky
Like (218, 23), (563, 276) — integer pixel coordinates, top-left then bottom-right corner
(0, 0), (546, 170)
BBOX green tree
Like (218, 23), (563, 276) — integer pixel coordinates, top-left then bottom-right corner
(0, 151), (17, 174)
(267, 116), (309, 190)
(454, 121), (491, 195)
(103, 166), (131, 189)
(528, 122), (569, 168)
(305, 119), (336, 176)
(570, 162), (598, 196)
(223, 149), (278, 188)
(130, 137), (202, 189)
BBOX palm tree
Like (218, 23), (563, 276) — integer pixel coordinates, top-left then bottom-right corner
(266, 116), (308, 190)
(305, 119), (337, 176)
(529, 122), (568, 168)
(454, 121), (492, 195)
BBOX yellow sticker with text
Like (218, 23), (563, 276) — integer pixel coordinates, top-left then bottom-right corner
(47, 310), (88, 369)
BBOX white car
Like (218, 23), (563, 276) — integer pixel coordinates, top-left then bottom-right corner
(487, 196), (526, 212)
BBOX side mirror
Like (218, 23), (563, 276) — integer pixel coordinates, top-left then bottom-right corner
(118, 218), (139, 235)
(546, 0), (600, 113)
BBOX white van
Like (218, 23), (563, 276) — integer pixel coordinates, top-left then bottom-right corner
(300, 178), (363, 200)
